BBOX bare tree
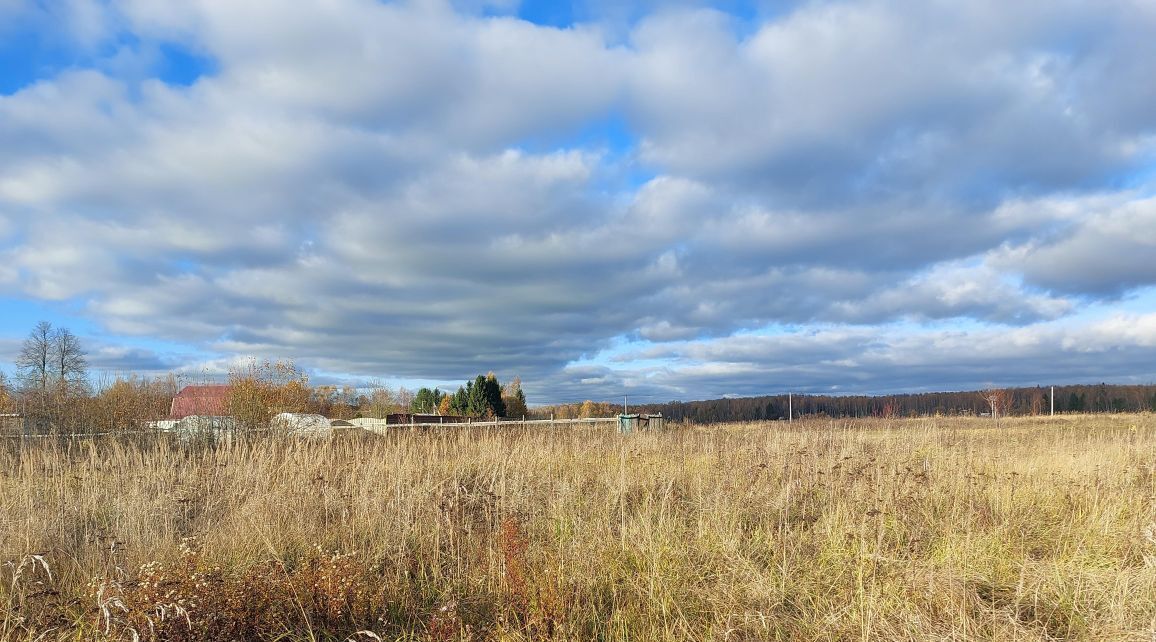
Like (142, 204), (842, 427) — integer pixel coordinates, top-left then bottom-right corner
(15, 321), (54, 391)
(362, 382), (397, 418)
(395, 387), (415, 413)
(981, 388), (1011, 427)
(14, 321), (88, 393)
(53, 327), (88, 392)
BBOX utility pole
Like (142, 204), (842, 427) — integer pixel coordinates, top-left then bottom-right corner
(1050, 385), (1054, 416)
(789, 392), (793, 423)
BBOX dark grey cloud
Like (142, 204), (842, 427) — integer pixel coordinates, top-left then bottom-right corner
(544, 313), (1156, 401)
(87, 345), (185, 375)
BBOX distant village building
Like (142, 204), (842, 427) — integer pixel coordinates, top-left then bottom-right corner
(166, 385), (236, 438)
(170, 385), (231, 419)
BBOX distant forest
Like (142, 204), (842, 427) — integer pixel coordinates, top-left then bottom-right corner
(629, 384), (1156, 423)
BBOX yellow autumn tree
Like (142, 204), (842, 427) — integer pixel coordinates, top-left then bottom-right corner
(361, 385), (397, 419)
(502, 376), (529, 419)
(228, 359), (310, 431)
(89, 375), (178, 431)
(330, 386), (358, 420)
(0, 373), (15, 414)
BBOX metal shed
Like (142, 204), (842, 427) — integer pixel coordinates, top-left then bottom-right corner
(617, 413), (664, 433)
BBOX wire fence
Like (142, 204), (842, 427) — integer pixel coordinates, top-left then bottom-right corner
(0, 416), (622, 440)
(352, 416), (617, 431)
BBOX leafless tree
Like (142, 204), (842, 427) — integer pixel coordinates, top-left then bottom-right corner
(981, 388), (1011, 427)
(14, 321), (88, 393)
(15, 320), (54, 391)
(53, 327), (88, 391)
(361, 382), (397, 418)
(395, 387), (415, 414)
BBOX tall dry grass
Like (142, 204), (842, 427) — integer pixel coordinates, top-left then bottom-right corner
(1, 415), (1155, 641)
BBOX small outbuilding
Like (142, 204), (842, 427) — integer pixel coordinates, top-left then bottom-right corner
(618, 413), (665, 434)
(349, 417), (382, 428)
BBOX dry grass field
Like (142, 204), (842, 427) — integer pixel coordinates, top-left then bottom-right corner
(1, 414), (1155, 641)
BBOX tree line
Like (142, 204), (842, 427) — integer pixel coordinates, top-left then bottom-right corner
(627, 384), (1156, 423)
(528, 400), (621, 419)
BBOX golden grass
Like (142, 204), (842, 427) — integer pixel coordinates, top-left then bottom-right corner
(1, 415), (1155, 641)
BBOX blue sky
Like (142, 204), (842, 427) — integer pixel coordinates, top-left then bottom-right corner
(2, 0), (1156, 404)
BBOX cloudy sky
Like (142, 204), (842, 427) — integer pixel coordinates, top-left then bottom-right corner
(2, 0), (1156, 404)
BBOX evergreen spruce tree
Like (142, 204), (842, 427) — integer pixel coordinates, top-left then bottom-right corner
(452, 385), (469, 415)
(484, 373), (505, 418)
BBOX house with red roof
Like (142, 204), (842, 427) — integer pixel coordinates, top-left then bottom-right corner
(170, 385), (231, 419)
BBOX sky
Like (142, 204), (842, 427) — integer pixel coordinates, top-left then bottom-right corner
(2, 0), (1156, 405)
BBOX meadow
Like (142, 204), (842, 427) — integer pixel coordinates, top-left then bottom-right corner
(1, 414), (1154, 641)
